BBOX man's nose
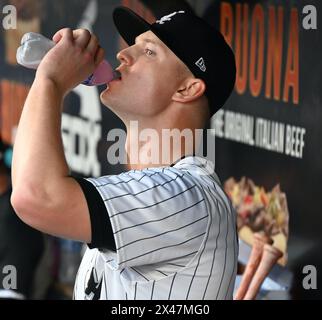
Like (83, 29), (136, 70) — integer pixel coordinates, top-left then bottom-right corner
(116, 47), (135, 66)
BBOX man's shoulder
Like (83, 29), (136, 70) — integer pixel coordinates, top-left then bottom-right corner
(85, 156), (220, 194)
(172, 156), (221, 185)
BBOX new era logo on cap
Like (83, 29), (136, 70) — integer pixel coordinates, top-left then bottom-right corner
(195, 57), (206, 72)
(156, 11), (185, 25)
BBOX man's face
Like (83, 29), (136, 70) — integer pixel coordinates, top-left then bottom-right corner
(100, 31), (188, 119)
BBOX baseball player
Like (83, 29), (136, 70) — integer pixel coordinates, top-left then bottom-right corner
(11, 7), (238, 300)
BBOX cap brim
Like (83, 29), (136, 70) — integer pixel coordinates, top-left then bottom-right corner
(113, 7), (151, 46)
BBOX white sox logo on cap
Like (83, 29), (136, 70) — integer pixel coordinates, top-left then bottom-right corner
(156, 11), (185, 25)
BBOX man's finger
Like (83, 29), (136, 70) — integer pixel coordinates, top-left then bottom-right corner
(52, 28), (73, 44)
(86, 34), (99, 57)
(72, 29), (91, 49)
(94, 47), (105, 66)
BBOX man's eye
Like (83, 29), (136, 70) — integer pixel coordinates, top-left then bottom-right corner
(145, 49), (154, 56)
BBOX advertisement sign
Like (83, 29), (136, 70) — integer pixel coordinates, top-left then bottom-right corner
(203, 0), (322, 296)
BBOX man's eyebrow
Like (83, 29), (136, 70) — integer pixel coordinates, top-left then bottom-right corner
(135, 36), (167, 54)
(135, 37), (159, 46)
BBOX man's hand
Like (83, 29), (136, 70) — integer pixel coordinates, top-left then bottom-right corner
(35, 28), (105, 95)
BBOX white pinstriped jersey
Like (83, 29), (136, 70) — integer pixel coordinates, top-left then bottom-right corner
(74, 156), (238, 300)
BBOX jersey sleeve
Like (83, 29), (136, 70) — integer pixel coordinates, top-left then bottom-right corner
(74, 177), (116, 252)
(78, 167), (208, 270)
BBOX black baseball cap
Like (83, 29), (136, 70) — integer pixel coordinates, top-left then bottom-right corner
(113, 6), (236, 117)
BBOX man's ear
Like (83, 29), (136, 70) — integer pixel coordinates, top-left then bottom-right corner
(172, 78), (206, 103)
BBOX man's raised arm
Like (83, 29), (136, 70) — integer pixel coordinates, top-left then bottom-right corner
(11, 28), (105, 242)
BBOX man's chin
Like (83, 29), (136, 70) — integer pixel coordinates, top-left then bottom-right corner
(100, 89), (112, 106)
(99, 94), (119, 114)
